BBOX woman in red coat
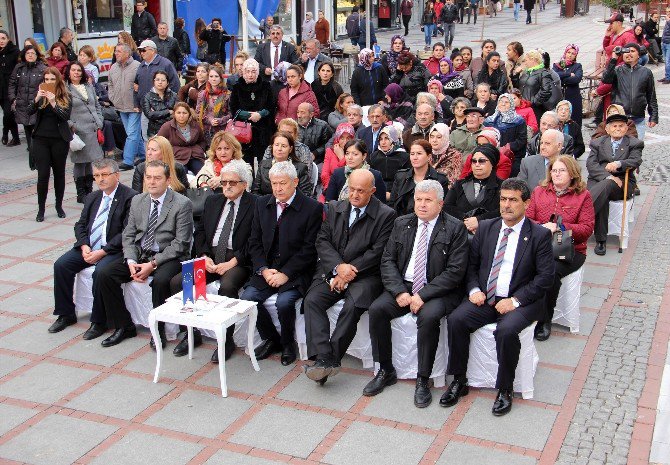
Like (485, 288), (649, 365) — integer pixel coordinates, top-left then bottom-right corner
(46, 43), (69, 76)
(274, 64), (320, 125)
(526, 155), (595, 341)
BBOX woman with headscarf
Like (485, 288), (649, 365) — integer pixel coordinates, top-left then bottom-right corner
(381, 35), (406, 77)
(274, 64), (320, 125)
(428, 123), (463, 184)
(475, 51), (508, 99)
(433, 57), (465, 99)
(427, 79), (454, 122)
(555, 100), (585, 158)
(321, 122), (355, 195)
(552, 44), (583, 128)
(390, 50), (432, 103)
(460, 128), (512, 179)
(350, 48), (389, 106)
(311, 61), (343, 123)
(483, 92), (527, 164)
(271, 61), (291, 100)
(381, 83), (414, 126)
(444, 144), (502, 234)
(229, 57), (275, 165)
(369, 122), (410, 200)
(325, 139), (387, 202)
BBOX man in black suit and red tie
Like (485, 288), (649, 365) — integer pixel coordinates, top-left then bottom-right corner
(169, 160), (257, 362)
(442, 178), (555, 416)
(49, 159), (137, 338)
(241, 161), (323, 365)
(254, 25), (300, 80)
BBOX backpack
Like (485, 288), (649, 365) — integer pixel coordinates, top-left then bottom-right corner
(346, 13), (361, 39)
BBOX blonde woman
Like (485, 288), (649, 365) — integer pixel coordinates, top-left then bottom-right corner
(132, 135), (188, 193)
(78, 45), (99, 83)
(191, 131), (253, 190)
(116, 31), (140, 62)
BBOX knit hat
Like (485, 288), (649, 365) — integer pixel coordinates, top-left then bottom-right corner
(472, 144), (500, 167)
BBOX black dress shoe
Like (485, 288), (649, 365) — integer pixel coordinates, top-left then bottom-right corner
(212, 337), (235, 363)
(304, 359), (334, 382)
(173, 329), (202, 357)
(281, 345), (297, 366)
(254, 339), (281, 360)
(492, 389), (513, 416)
(48, 315), (77, 333)
(55, 206), (66, 218)
(118, 163), (133, 171)
(362, 368), (398, 396)
(534, 322), (551, 341)
(594, 241), (606, 256)
(414, 378), (432, 408)
(150, 335), (166, 350)
(82, 323), (107, 340)
(101, 325), (137, 347)
(440, 377), (469, 407)
(6, 138), (20, 147)
(36, 211), (45, 222)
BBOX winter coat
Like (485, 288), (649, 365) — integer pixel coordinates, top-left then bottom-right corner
(475, 68), (509, 97)
(321, 148), (347, 193)
(131, 11), (157, 44)
(229, 77), (275, 162)
(133, 161), (189, 193)
(8, 61), (47, 125)
(298, 118), (333, 164)
(602, 59), (658, 123)
(311, 78), (343, 123)
(390, 60), (432, 102)
(156, 119), (207, 165)
(107, 57), (140, 112)
(151, 35), (183, 72)
(252, 158), (313, 197)
(518, 67), (553, 122)
(178, 79), (206, 109)
(133, 55), (180, 107)
(459, 68), (475, 98)
(173, 27), (191, 55)
(560, 119), (585, 158)
(196, 87), (231, 145)
(553, 61), (583, 127)
(443, 174), (502, 221)
(350, 62), (389, 106)
(484, 113), (527, 163)
(440, 4), (460, 23)
(390, 166), (449, 215)
(369, 148), (411, 188)
(141, 87), (178, 137)
(46, 57), (69, 76)
(515, 98), (538, 134)
(0, 42), (19, 102)
(68, 83), (104, 164)
(275, 80), (320, 124)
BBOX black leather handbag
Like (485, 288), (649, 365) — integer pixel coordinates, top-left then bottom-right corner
(551, 214), (575, 263)
(185, 174), (214, 219)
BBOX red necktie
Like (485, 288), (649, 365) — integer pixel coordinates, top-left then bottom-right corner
(273, 45), (279, 70)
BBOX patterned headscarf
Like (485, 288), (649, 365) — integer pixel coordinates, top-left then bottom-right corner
(379, 123), (402, 152)
(358, 48), (375, 71)
(334, 122), (356, 145)
(386, 35), (405, 74)
(427, 79), (443, 93)
(478, 127), (501, 147)
(436, 58), (459, 84)
(272, 61), (292, 85)
(556, 44), (579, 69)
(485, 94), (521, 126)
(429, 123), (450, 155)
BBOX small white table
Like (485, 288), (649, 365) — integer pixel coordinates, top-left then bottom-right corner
(148, 294), (260, 397)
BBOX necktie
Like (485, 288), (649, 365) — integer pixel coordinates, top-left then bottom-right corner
(277, 201), (288, 224)
(273, 45), (279, 70)
(486, 227), (513, 305)
(90, 196), (111, 251)
(142, 199), (160, 253)
(412, 222), (430, 295)
(214, 201), (236, 264)
(350, 207), (361, 227)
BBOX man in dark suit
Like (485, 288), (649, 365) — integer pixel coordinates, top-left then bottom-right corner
(169, 160), (257, 362)
(241, 161), (323, 365)
(49, 159), (137, 337)
(587, 114), (643, 256)
(518, 128), (563, 191)
(443, 178), (555, 416)
(254, 25), (300, 81)
(96, 160), (193, 348)
(356, 105), (387, 154)
(363, 180), (470, 408)
(299, 39), (332, 84)
(303, 170), (396, 384)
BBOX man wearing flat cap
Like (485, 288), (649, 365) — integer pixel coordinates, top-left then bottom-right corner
(450, 107), (485, 156)
(586, 113), (643, 256)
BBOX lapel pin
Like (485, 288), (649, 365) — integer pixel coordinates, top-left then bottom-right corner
(524, 237), (528, 241)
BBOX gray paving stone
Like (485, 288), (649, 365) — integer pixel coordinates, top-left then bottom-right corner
(0, 320), (82, 354)
(28, 224), (77, 240)
(0, 414), (117, 465)
(205, 449), (285, 465)
(322, 420), (434, 465)
(0, 238), (57, 258)
(361, 380), (450, 429)
(145, 389), (252, 438)
(0, 314), (22, 332)
(0, 362), (98, 404)
(0, 403), (39, 436)
(56, 336), (147, 367)
(0, 353), (29, 379)
(0, 202), (40, 217)
(0, 261), (53, 284)
(456, 397), (557, 450)
(536, 335), (586, 368)
(532, 366), (573, 405)
(0, 288), (54, 315)
(125, 345), (210, 380)
(580, 294), (607, 309)
(66, 374), (174, 420)
(0, 219), (47, 236)
(437, 441), (537, 465)
(89, 430), (203, 465)
(197, 354), (292, 396)
(231, 404), (339, 458)
(578, 311), (598, 336)
(277, 371), (368, 412)
(582, 265), (617, 286)
(0, 282), (16, 295)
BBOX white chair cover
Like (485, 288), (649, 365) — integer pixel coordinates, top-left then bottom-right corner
(607, 198), (635, 249)
(553, 266), (584, 333)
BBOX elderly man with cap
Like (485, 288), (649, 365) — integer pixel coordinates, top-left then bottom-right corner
(602, 41), (658, 140)
(518, 128), (564, 191)
(587, 114), (643, 256)
(450, 107), (485, 157)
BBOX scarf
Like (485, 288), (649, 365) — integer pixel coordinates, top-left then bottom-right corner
(334, 123), (356, 145)
(454, 61), (467, 72)
(436, 58), (459, 84)
(379, 124), (402, 153)
(526, 63), (544, 74)
(213, 159), (225, 176)
(384, 83), (412, 110)
(386, 35), (405, 74)
(429, 123), (450, 155)
(485, 94), (520, 126)
(339, 162), (371, 200)
(555, 44), (579, 70)
(199, 83), (228, 127)
(358, 49), (374, 70)
(272, 61), (292, 85)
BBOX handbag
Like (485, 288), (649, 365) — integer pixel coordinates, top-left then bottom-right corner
(551, 215), (575, 263)
(196, 42), (208, 61)
(97, 128), (105, 145)
(184, 174), (215, 218)
(224, 111), (252, 144)
(70, 133), (86, 151)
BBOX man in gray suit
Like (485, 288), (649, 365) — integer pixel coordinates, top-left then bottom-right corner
(96, 160), (193, 348)
(587, 114), (643, 255)
(518, 129), (563, 191)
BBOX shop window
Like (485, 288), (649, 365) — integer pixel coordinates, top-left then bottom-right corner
(75, 0), (124, 35)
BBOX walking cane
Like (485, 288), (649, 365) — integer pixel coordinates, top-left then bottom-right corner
(618, 168), (631, 253)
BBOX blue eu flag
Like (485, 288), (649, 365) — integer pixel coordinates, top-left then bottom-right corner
(182, 260), (194, 304)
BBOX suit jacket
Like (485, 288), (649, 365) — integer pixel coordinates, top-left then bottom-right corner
(390, 166), (449, 216)
(194, 191), (258, 266)
(325, 167), (387, 203)
(310, 196), (397, 308)
(73, 183), (138, 255)
(381, 211), (470, 311)
(443, 175), (502, 221)
(254, 40), (300, 80)
(518, 155), (549, 191)
(467, 217), (555, 321)
(122, 189), (193, 265)
(247, 190), (323, 294)
(356, 125), (381, 154)
(587, 135), (643, 187)
(299, 53), (332, 77)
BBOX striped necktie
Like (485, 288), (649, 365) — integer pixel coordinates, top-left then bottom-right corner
(142, 199), (160, 253)
(412, 221), (429, 295)
(90, 196), (111, 251)
(486, 227), (513, 305)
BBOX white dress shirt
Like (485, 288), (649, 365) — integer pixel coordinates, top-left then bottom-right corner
(349, 204), (367, 226)
(403, 216), (438, 283)
(94, 185), (118, 249)
(212, 195), (242, 250)
(276, 191), (297, 219)
(304, 56), (317, 83)
(270, 43), (282, 79)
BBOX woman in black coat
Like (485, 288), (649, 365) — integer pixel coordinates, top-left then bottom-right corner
(552, 44), (583, 128)
(475, 51), (508, 99)
(390, 139), (448, 215)
(0, 31), (19, 146)
(311, 62), (343, 124)
(141, 70), (178, 137)
(252, 131), (313, 197)
(350, 49), (389, 106)
(389, 51), (432, 104)
(556, 99), (585, 158)
(325, 139), (387, 203)
(518, 49), (553, 124)
(444, 144), (502, 235)
(229, 58), (275, 166)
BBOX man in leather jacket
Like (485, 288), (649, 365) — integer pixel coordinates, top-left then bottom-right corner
(296, 102), (333, 165)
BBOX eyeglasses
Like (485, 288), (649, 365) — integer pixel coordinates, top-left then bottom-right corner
(93, 172), (117, 179)
(551, 168), (568, 174)
(138, 48), (146, 53)
(471, 158), (489, 165)
(221, 180), (242, 186)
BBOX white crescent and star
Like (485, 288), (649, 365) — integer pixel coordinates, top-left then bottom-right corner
(195, 269), (205, 280)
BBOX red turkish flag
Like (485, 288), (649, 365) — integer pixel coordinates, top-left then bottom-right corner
(194, 257), (207, 301)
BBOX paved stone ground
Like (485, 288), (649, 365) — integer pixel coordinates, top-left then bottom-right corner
(1, 6), (670, 464)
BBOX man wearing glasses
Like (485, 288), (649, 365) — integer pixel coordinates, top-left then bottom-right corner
(518, 128), (564, 191)
(48, 159), (138, 338)
(253, 25), (300, 80)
